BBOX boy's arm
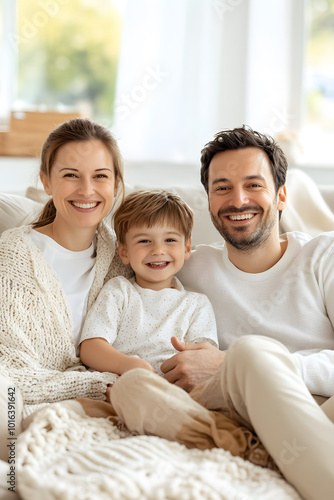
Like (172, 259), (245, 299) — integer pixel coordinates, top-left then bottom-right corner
(80, 278), (154, 374)
(80, 338), (156, 375)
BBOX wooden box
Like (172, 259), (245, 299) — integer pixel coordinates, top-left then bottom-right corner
(0, 111), (83, 157)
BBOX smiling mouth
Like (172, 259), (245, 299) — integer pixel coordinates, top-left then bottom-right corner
(146, 262), (171, 269)
(228, 213), (255, 221)
(71, 201), (100, 209)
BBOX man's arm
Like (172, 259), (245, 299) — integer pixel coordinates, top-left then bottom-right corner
(161, 336), (225, 392)
(80, 338), (155, 375)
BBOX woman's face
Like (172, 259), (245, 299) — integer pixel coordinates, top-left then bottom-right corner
(41, 139), (117, 233)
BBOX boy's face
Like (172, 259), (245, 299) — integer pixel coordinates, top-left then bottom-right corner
(118, 223), (192, 291)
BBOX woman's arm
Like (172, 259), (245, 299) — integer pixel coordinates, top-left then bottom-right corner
(80, 338), (156, 375)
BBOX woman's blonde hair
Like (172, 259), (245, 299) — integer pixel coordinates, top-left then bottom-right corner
(32, 118), (124, 228)
(114, 189), (194, 244)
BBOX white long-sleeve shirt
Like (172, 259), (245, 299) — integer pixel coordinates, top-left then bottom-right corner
(178, 231), (334, 397)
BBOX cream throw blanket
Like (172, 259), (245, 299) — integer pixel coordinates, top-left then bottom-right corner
(16, 375), (302, 500)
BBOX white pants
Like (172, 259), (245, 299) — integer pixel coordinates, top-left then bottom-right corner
(110, 336), (334, 500)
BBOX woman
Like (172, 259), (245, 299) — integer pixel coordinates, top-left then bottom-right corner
(0, 118), (131, 461)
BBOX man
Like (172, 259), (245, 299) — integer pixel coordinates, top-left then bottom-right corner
(162, 126), (334, 397)
(110, 127), (334, 500)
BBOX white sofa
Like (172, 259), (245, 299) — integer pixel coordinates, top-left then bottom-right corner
(1, 168), (334, 500)
(1, 168), (334, 242)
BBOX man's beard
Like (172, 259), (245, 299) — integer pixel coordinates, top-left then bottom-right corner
(210, 200), (278, 252)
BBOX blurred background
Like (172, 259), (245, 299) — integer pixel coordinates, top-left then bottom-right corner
(0, 0), (333, 189)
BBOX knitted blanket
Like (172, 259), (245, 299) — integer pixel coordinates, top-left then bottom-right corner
(16, 400), (302, 500)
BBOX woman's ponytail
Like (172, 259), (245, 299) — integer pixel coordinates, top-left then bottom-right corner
(32, 198), (57, 229)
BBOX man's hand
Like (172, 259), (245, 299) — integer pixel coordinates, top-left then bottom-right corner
(161, 336), (225, 392)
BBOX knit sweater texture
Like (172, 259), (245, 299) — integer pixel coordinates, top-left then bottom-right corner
(0, 223), (131, 416)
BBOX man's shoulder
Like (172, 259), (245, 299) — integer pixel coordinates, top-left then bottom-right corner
(286, 230), (334, 250)
(182, 243), (224, 271)
(191, 242), (225, 259)
(178, 244), (225, 286)
(283, 231), (334, 269)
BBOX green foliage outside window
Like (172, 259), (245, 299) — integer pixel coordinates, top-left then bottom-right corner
(17, 0), (124, 124)
(305, 0), (334, 129)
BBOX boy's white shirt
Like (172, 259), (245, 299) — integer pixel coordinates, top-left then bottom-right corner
(80, 275), (218, 374)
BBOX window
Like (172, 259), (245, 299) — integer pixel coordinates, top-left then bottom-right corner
(301, 0), (334, 164)
(1, 0), (333, 167)
(114, 0), (334, 166)
(11, 0), (125, 124)
(0, 0), (16, 125)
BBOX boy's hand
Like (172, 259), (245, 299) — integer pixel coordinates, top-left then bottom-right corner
(106, 359), (155, 400)
(123, 357), (156, 374)
(161, 336), (225, 392)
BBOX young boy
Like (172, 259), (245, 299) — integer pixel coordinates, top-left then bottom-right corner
(79, 189), (218, 375)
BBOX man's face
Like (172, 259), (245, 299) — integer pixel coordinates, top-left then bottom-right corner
(208, 147), (285, 251)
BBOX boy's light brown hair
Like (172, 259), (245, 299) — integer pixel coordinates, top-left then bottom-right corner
(114, 189), (194, 244)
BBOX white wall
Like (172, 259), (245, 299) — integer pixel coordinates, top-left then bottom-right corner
(1, 156), (333, 196)
(1, 0), (333, 192)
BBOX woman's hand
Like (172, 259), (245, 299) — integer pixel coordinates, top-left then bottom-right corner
(161, 336), (225, 392)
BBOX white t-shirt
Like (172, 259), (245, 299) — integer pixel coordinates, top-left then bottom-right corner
(80, 275), (218, 374)
(177, 231), (334, 397)
(29, 230), (96, 351)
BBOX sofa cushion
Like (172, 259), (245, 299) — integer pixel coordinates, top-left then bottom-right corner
(280, 169), (334, 236)
(0, 185), (221, 247)
(0, 193), (43, 236)
(2, 171), (334, 243)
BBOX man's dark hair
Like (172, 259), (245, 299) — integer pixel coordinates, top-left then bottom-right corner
(200, 125), (288, 195)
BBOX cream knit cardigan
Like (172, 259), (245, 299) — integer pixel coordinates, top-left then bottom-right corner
(0, 222), (130, 416)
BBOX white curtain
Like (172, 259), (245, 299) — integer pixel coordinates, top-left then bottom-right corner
(245, 0), (305, 136)
(113, 0), (228, 163)
(113, 0), (304, 164)
(0, 0), (16, 124)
